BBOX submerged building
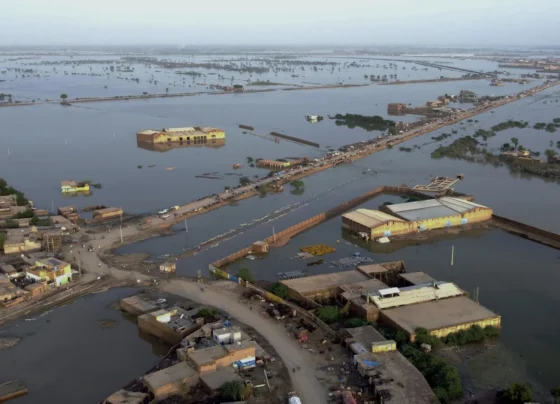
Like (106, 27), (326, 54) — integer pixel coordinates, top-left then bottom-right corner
(343, 197), (492, 239)
(136, 127), (225, 145)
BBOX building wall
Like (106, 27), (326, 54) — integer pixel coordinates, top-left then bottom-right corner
(140, 130), (226, 144)
(138, 315), (201, 345)
(370, 220), (415, 238)
(416, 316), (502, 341)
(349, 301), (380, 322)
(194, 346), (255, 373)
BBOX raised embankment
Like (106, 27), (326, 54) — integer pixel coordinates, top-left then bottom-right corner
(210, 186), (560, 271)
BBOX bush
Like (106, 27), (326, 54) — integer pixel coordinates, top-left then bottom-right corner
(0, 233), (6, 249)
(239, 176), (251, 186)
(441, 325), (500, 345)
(267, 282), (289, 299)
(15, 209), (34, 219)
(220, 380), (248, 401)
(5, 219), (19, 229)
(346, 318), (366, 328)
(317, 306), (340, 323)
(501, 382), (533, 403)
(414, 328), (438, 346)
(197, 308), (219, 318)
(238, 268), (254, 283)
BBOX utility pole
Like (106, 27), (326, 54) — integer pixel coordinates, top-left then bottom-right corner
(184, 218), (188, 233)
(273, 226), (276, 243)
(120, 225), (123, 244)
(51, 200), (54, 214)
(450, 245), (454, 282)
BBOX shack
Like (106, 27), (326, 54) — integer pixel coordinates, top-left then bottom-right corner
(92, 207), (123, 222)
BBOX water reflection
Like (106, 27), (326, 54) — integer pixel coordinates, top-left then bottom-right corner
(136, 138), (226, 152)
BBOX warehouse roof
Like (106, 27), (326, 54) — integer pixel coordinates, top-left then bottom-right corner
(399, 272), (436, 286)
(280, 270), (368, 295)
(382, 296), (500, 335)
(200, 367), (243, 391)
(384, 197), (488, 221)
(342, 209), (405, 228)
(143, 362), (197, 390)
(371, 282), (464, 309)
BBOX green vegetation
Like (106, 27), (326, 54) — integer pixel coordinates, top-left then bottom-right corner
(473, 129), (496, 141)
(15, 209), (34, 219)
(346, 318), (367, 328)
(546, 123), (557, 133)
(248, 80), (287, 86)
(239, 176), (251, 186)
(267, 282), (289, 299)
(220, 380), (250, 401)
(333, 113), (395, 132)
(31, 217), (51, 226)
(197, 308), (220, 318)
(379, 326), (463, 403)
(246, 156), (254, 163)
(534, 122), (547, 130)
(5, 219), (19, 229)
(451, 130), (458, 134)
(556, 141), (560, 150)
(441, 325), (500, 346)
(238, 268), (255, 283)
(387, 144), (393, 150)
(399, 146), (412, 152)
(137, 165), (142, 169)
(0, 233), (5, 249)
(317, 306), (340, 323)
(431, 133), (452, 141)
(290, 180), (304, 189)
(60, 93), (68, 100)
(257, 184), (269, 198)
(545, 149), (557, 158)
(500, 383), (533, 403)
(224, 186), (231, 191)
(0, 178), (29, 206)
(431, 136), (479, 159)
(491, 120), (528, 132)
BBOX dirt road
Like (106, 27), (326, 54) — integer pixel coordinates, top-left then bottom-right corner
(162, 279), (328, 404)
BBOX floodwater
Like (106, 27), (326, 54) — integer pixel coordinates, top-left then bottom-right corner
(0, 288), (162, 404)
(1, 53), (560, 397)
(224, 202), (560, 389)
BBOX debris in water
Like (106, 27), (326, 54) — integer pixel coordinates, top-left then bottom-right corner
(0, 338), (21, 350)
(97, 319), (116, 329)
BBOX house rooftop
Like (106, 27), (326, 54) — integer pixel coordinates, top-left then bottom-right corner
(343, 208), (405, 228)
(382, 295), (500, 335)
(344, 325), (386, 346)
(200, 367), (243, 391)
(383, 197), (488, 221)
(143, 362), (197, 390)
(104, 390), (148, 404)
(280, 270), (368, 295)
(399, 272), (436, 286)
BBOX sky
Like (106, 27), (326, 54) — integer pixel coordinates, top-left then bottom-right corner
(1, 0), (560, 47)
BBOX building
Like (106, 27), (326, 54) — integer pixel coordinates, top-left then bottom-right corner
(119, 295), (158, 316)
(60, 181), (90, 193)
(159, 262), (177, 273)
(138, 306), (203, 344)
(104, 390), (148, 404)
(387, 103), (407, 115)
(0, 275), (26, 304)
(343, 326), (437, 404)
(459, 90), (477, 102)
(143, 362), (198, 400)
(92, 207), (123, 222)
(256, 159), (291, 169)
(26, 258), (72, 286)
(136, 127), (225, 145)
(187, 342), (256, 373)
(382, 295), (501, 341)
(213, 326), (242, 345)
(0, 195), (16, 209)
(200, 367), (244, 394)
(342, 209), (411, 240)
(2, 234), (42, 254)
(41, 230), (63, 252)
(136, 137), (225, 152)
(379, 197), (492, 232)
(398, 272), (436, 286)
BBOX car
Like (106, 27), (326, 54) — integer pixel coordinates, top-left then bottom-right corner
(158, 209), (169, 215)
(160, 214), (170, 219)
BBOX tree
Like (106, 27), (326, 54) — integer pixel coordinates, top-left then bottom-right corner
(267, 282), (289, 299)
(502, 383), (533, 403)
(511, 137), (519, 149)
(317, 306), (340, 323)
(60, 93), (68, 100)
(220, 380), (247, 401)
(0, 233), (6, 250)
(238, 268), (254, 283)
(545, 148), (557, 158)
(239, 176), (251, 186)
(551, 386), (560, 402)
(290, 180), (304, 189)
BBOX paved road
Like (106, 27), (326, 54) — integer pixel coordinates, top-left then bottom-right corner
(163, 279), (328, 404)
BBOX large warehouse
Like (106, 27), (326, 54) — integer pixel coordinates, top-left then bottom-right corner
(342, 209), (414, 239)
(380, 197), (492, 230)
(342, 197), (492, 239)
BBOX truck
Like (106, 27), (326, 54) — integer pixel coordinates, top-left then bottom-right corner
(288, 391), (302, 404)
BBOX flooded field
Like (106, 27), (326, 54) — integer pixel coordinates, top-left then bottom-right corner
(0, 288), (163, 404)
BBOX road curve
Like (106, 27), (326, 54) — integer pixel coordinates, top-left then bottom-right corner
(162, 279), (328, 404)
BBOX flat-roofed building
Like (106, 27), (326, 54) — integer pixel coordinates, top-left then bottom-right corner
(138, 306), (203, 344)
(104, 390), (148, 404)
(143, 362), (198, 400)
(370, 282), (464, 310)
(381, 295), (501, 341)
(119, 295), (158, 316)
(92, 207), (123, 222)
(399, 272), (436, 286)
(342, 209), (413, 239)
(136, 127), (225, 144)
(200, 367), (243, 393)
(187, 342), (256, 373)
(26, 258), (72, 286)
(280, 270), (369, 301)
(380, 197), (492, 232)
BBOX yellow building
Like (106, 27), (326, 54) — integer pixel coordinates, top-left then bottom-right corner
(342, 209), (414, 239)
(61, 180), (90, 193)
(26, 258), (72, 286)
(342, 197), (492, 239)
(136, 127), (225, 144)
